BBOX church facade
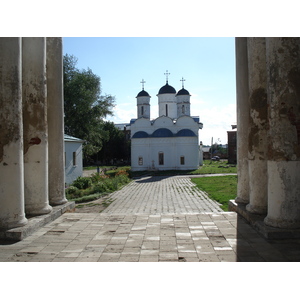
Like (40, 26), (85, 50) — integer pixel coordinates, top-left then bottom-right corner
(130, 75), (203, 171)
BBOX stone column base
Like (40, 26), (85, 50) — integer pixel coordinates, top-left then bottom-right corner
(235, 197), (249, 204)
(228, 200), (300, 239)
(50, 197), (68, 206)
(264, 216), (300, 229)
(246, 203), (267, 215)
(0, 217), (28, 230)
(25, 204), (52, 217)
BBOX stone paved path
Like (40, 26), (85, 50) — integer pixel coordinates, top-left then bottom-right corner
(103, 176), (223, 215)
(1, 175), (300, 262)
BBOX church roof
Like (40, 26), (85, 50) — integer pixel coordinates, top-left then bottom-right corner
(137, 90), (150, 97)
(158, 82), (176, 94)
(176, 88), (190, 96)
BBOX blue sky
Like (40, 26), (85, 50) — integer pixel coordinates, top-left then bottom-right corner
(63, 37), (236, 145)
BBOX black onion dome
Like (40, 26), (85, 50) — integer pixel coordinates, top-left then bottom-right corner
(176, 88), (190, 96)
(158, 83), (176, 94)
(137, 90), (150, 97)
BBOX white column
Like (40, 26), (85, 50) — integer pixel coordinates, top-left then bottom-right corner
(264, 37), (300, 228)
(0, 38), (28, 229)
(46, 37), (68, 206)
(22, 37), (52, 216)
(235, 37), (250, 204)
(246, 38), (268, 215)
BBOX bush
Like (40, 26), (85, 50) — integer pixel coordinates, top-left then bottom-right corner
(65, 186), (79, 199)
(66, 167), (131, 202)
(92, 181), (109, 193)
(90, 173), (110, 183)
(72, 176), (93, 189)
(115, 170), (129, 177)
(65, 185), (85, 199)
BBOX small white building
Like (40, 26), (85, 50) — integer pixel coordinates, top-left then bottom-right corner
(130, 75), (203, 171)
(64, 134), (84, 185)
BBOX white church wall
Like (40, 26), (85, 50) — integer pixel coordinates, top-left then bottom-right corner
(176, 115), (198, 130)
(137, 96), (150, 119)
(149, 138), (176, 170)
(175, 137), (200, 169)
(158, 93), (177, 118)
(176, 95), (191, 117)
(152, 116), (175, 132)
(131, 118), (152, 136)
(131, 136), (199, 171)
(131, 138), (150, 171)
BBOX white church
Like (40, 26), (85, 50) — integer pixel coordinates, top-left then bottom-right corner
(128, 72), (203, 171)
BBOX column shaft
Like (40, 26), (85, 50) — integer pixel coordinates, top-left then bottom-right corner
(0, 38), (27, 229)
(235, 37), (250, 204)
(264, 37), (300, 228)
(246, 38), (268, 214)
(22, 37), (52, 216)
(46, 38), (68, 206)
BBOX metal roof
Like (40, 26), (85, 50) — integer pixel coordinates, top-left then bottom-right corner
(64, 134), (85, 143)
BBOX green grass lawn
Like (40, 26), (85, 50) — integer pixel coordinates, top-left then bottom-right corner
(192, 160), (237, 174)
(83, 165), (113, 171)
(191, 175), (237, 211)
(129, 160), (237, 177)
(84, 160), (236, 176)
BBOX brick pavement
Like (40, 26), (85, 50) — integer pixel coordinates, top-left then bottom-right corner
(1, 175), (300, 262)
(103, 176), (223, 215)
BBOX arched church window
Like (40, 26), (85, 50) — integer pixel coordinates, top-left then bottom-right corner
(182, 105), (185, 114)
(165, 104), (168, 117)
(159, 152), (164, 165)
(141, 106), (144, 116)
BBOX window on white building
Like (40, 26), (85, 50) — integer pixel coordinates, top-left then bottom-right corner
(141, 106), (144, 116)
(138, 157), (143, 165)
(73, 152), (76, 166)
(180, 156), (185, 165)
(159, 152), (164, 165)
(165, 104), (168, 117)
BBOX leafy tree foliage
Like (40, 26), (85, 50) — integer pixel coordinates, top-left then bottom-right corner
(63, 54), (115, 161)
(94, 121), (131, 164)
(210, 142), (227, 155)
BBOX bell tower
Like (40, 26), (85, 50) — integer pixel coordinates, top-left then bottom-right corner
(136, 79), (150, 119)
(176, 77), (191, 117)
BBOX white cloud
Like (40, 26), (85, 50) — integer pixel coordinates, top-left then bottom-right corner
(199, 103), (236, 145)
(106, 103), (136, 123)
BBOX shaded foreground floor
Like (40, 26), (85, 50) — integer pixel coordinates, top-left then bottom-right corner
(1, 176), (300, 262)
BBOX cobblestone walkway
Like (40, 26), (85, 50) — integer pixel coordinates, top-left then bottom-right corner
(1, 175), (300, 262)
(103, 176), (223, 215)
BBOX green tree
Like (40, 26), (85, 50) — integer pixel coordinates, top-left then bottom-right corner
(95, 121), (131, 164)
(63, 54), (115, 162)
